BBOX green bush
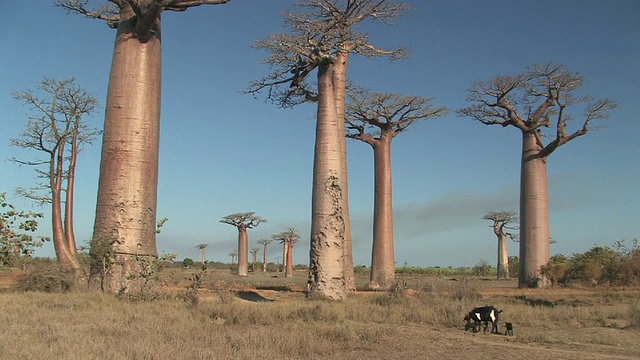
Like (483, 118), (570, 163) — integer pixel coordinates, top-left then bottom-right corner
(542, 240), (640, 286)
(182, 258), (194, 268)
(509, 256), (520, 278)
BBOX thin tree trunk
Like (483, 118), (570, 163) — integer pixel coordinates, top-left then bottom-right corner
(64, 131), (79, 256)
(497, 232), (509, 280)
(51, 155), (79, 269)
(308, 59), (346, 300)
(237, 228), (249, 276)
(369, 137), (395, 290)
(519, 131), (551, 288)
(262, 245), (268, 272)
(333, 51), (355, 291)
(90, 5), (162, 292)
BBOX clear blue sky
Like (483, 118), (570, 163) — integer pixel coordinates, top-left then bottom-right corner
(1, 0), (638, 267)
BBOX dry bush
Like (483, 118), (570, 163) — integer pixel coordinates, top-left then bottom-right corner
(12, 261), (82, 293)
(629, 302), (640, 329)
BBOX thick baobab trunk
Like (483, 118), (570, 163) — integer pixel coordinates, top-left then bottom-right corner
(496, 232), (509, 280)
(519, 131), (551, 288)
(285, 240), (294, 278)
(369, 137), (395, 290)
(90, 7), (162, 292)
(308, 59), (347, 300)
(333, 51), (355, 291)
(237, 228), (249, 276)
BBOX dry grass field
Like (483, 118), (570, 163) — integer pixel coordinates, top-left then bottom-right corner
(1, 265), (639, 360)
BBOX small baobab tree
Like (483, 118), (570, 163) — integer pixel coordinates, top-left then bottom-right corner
(273, 228), (300, 278)
(458, 62), (618, 287)
(257, 238), (274, 272)
(195, 243), (208, 269)
(55, 0), (230, 291)
(250, 247), (260, 272)
(10, 77), (100, 270)
(247, 0), (411, 298)
(346, 88), (448, 290)
(483, 211), (518, 280)
(220, 212), (266, 276)
(229, 249), (238, 265)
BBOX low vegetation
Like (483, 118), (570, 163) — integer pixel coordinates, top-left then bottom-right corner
(1, 257), (639, 359)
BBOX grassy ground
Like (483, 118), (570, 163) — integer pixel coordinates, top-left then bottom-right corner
(1, 266), (639, 360)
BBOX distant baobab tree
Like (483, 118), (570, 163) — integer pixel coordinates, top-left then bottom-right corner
(220, 212), (266, 276)
(483, 211), (518, 280)
(257, 238), (273, 272)
(229, 249), (238, 265)
(250, 248), (260, 272)
(346, 88), (448, 290)
(458, 62), (618, 287)
(273, 228), (300, 278)
(247, 0), (411, 299)
(195, 244), (208, 269)
(54, 0), (230, 292)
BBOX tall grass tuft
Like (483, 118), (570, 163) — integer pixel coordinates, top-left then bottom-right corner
(630, 302), (640, 329)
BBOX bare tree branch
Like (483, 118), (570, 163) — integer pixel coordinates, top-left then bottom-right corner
(54, 0), (120, 28)
(457, 62), (619, 158)
(345, 87), (448, 145)
(245, 0), (411, 107)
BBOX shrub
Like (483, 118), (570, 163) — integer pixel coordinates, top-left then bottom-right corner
(509, 256), (520, 278)
(0, 193), (48, 269)
(541, 254), (571, 287)
(629, 302), (640, 329)
(472, 260), (491, 277)
(14, 261), (79, 293)
(182, 258), (194, 268)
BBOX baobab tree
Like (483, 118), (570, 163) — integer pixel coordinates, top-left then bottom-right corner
(250, 247), (260, 272)
(273, 228), (300, 278)
(458, 63), (618, 287)
(257, 238), (273, 272)
(229, 249), (237, 265)
(54, 0), (230, 291)
(247, 0), (410, 299)
(195, 243), (208, 269)
(483, 211), (518, 280)
(10, 77), (100, 270)
(220, 212), (266, 276)
(346, 88), (448, 290)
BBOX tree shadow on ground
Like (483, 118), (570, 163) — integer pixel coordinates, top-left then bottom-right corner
(236, 290), (275, 302)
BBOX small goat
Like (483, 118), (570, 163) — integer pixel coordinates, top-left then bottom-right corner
(505, 322), (514, 336)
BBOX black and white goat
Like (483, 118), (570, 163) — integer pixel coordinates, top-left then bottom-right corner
(464, 306), (502, 334)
